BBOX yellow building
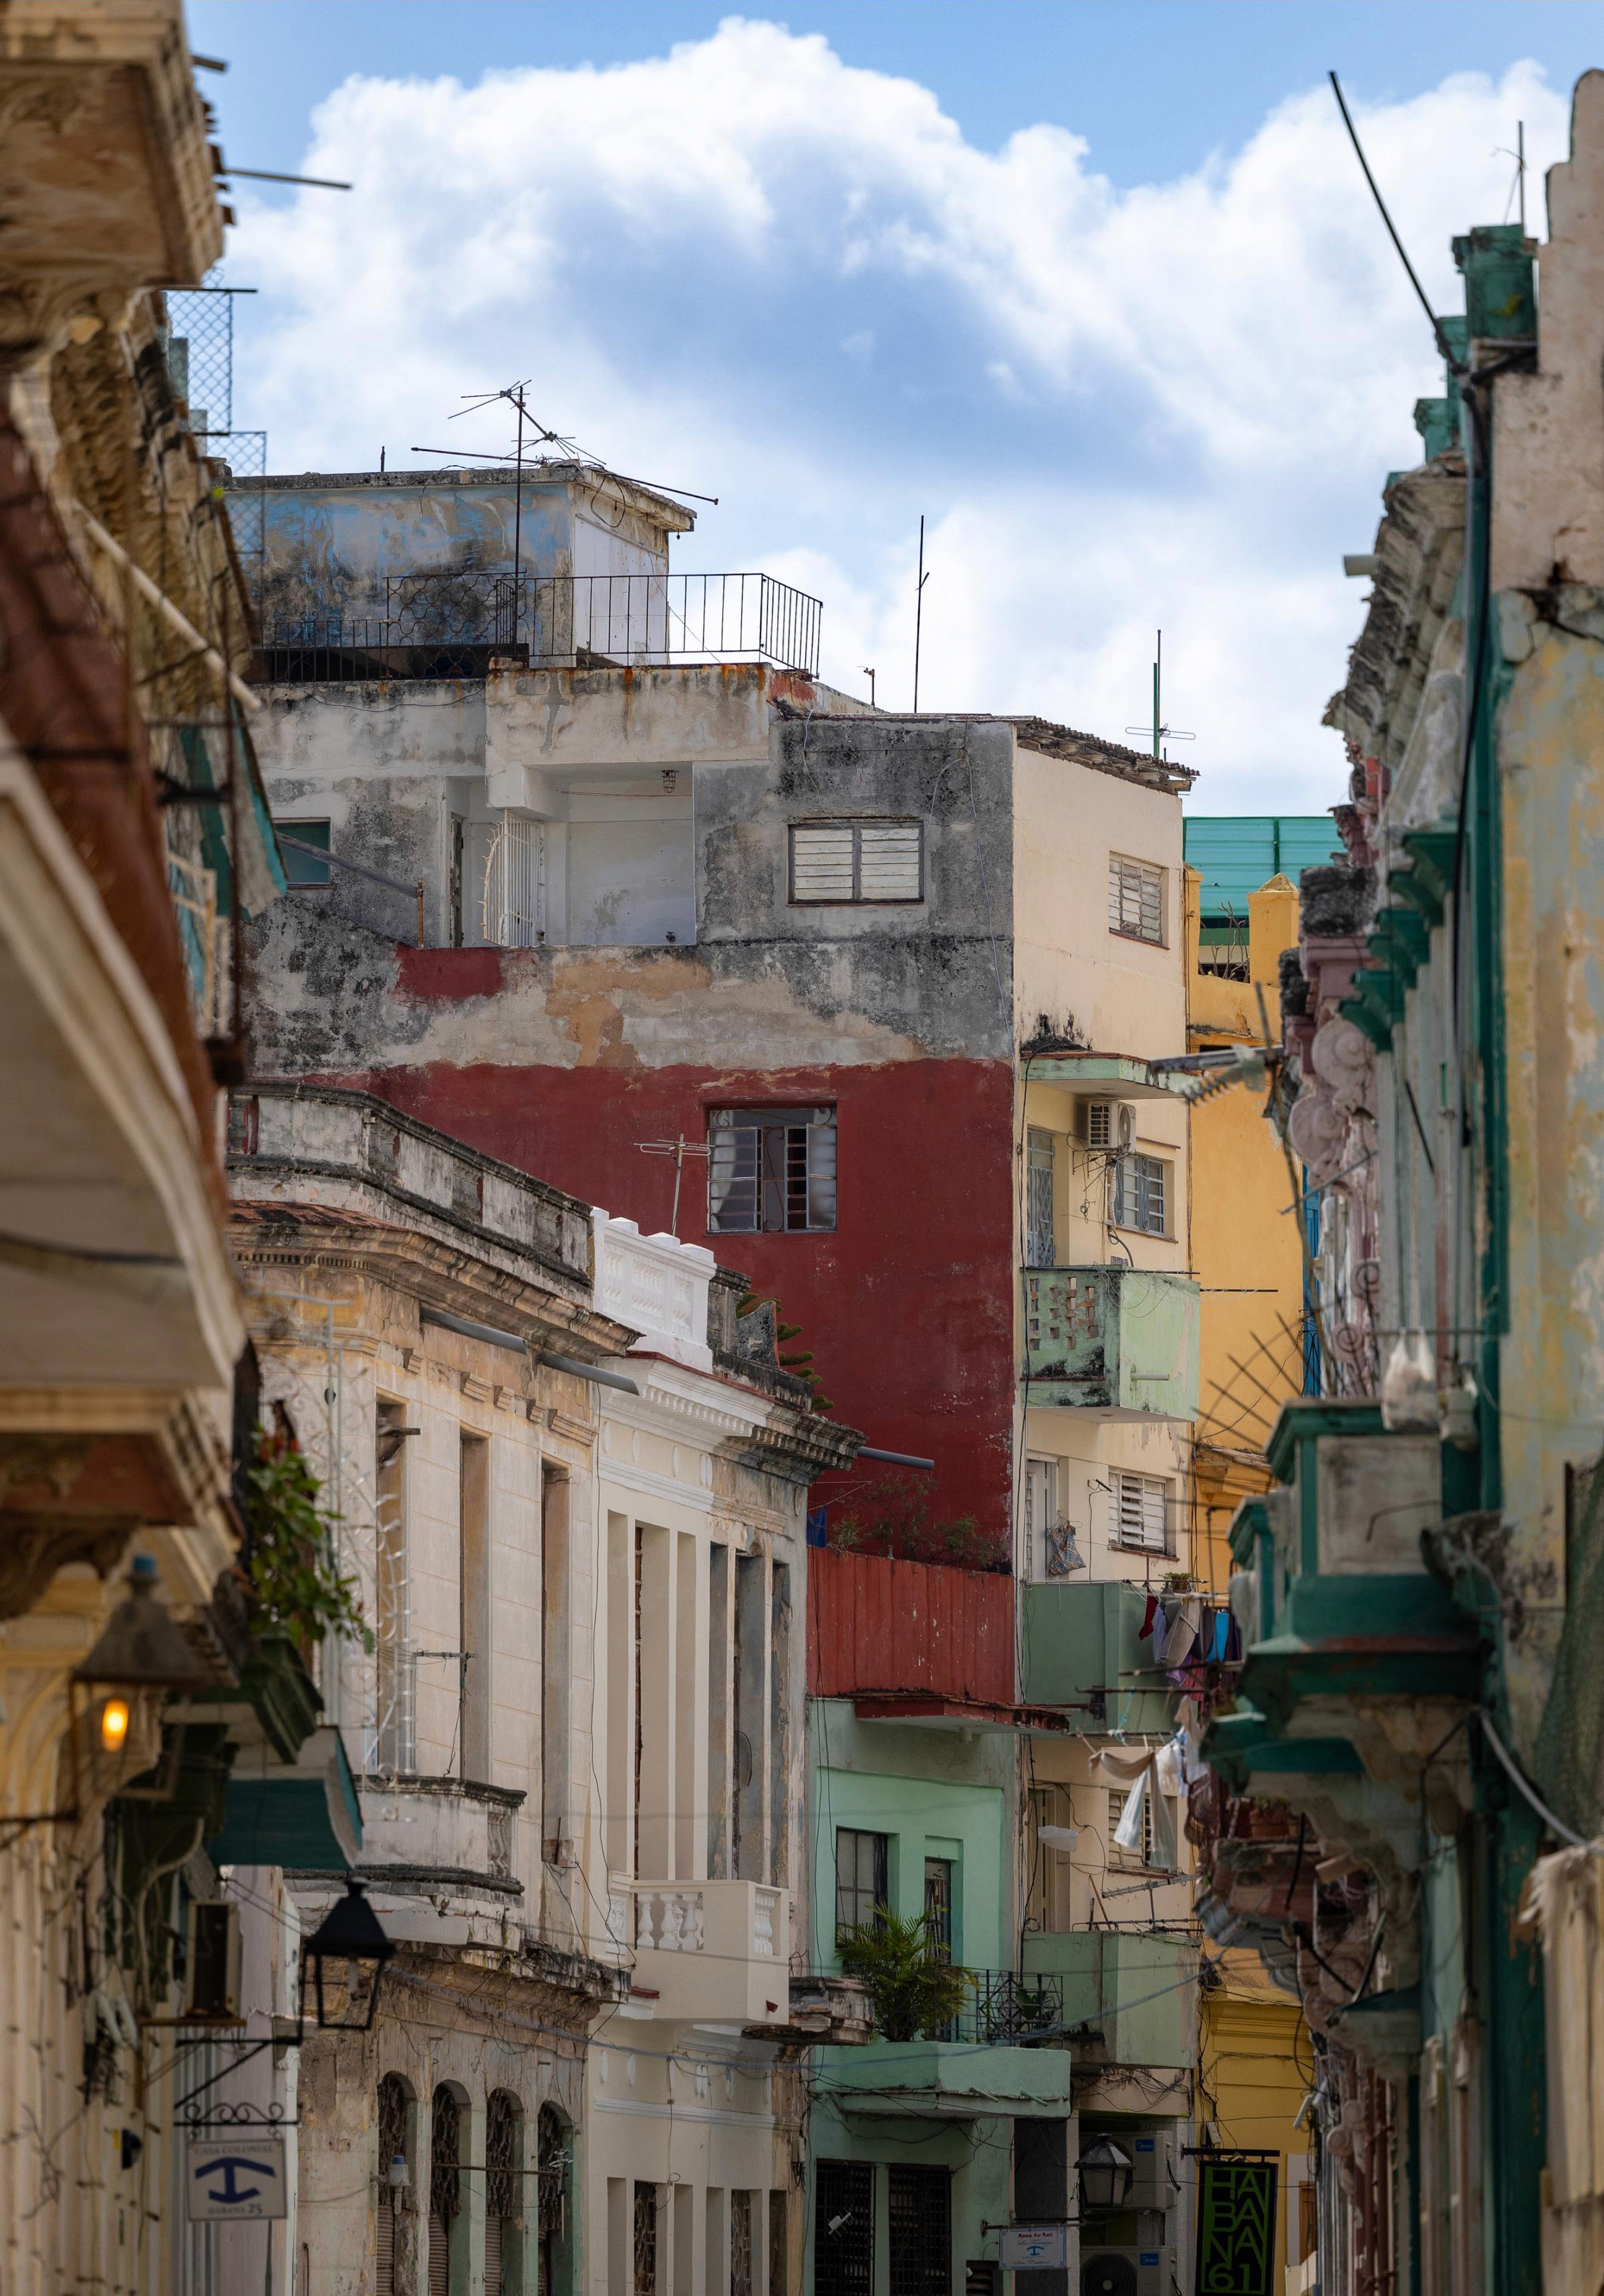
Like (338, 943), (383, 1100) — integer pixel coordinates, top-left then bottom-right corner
(1182, 855), (1315, 2277)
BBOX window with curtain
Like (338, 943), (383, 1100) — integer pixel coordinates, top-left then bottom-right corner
(835, 1828), (889, 1938)
(707, 1108), (837, 1233)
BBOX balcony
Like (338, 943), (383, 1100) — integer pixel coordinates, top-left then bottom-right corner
(252, 571), (822, 682)
(808, 1549), (1069, 1731)
(1022, 1268), (1199, 1418)
(818, 1993), (1074, 2117)
(1018, 1580), (1176, 1733)
(616, 1878), (790, 2026)
(1020, 1934), (1198, 2079)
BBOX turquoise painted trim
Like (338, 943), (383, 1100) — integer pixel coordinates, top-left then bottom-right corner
(208, 1774), (351, 1868)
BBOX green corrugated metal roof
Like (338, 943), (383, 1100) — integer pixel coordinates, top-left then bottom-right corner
(1184, 815), (1337, 918)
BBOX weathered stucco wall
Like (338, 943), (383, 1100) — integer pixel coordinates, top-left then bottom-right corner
(1012, 740), (1185, 1055)
(1497, 596), (1604, 1743)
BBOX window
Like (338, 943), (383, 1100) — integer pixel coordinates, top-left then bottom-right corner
(1027, 1784), (1075, 1933)
(708, 1108), (836, 1233)
(1108, 854), (1164, 943)
(278, 817), (331, 888)
(429, 2087), (462, 2295)
(769, 2192), (787, 2296)
(633, 2184), (658, 2296)
(790, 819), (923, 904)
(1113, 1151), (1168, 1235)
(485, 2091), (521, 2296)
(922, 1858), (953, 1957)
(377, 2075), (411, 2296)
(888, 2167), (952, 2296)
(1107, 1784), (1156, 1869)
(731, 2192), (755, 2296)
(1109, 1470), (1170, 1553)
(835, 1827), (888, 1938)
(815, 2164), (874, 2296)
(1026, 1130), (1055, 1267)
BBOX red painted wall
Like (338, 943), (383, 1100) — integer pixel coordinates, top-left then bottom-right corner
(320, 1041), (1018, 1539)
(808, 1548), (1016, 1703)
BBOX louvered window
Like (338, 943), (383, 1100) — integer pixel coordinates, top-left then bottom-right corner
(486, 2091), (520, 2296)
(377, 2075), (409, 2296)
(1113, 1152), (1168, 1236)
(1108, 854), (1164, 943)
(1026, 1130), (1056, 1267)
(708, 1108), (836, 1233)
(1109, 1470), (1170, 1553)
(429, 2087), (460, 2296)
(790, 820), (923, 904)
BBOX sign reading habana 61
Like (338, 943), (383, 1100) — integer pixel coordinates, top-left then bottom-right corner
(1194, 2156), (1278, 2296)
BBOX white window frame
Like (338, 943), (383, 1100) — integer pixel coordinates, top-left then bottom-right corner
(789, 819), (924, 905)
(1108, 1469), (1170, 1555)
(1108, 854), (1165, 944)
(1113, 1150), (1170, 1237)
(707, 1106), (837, 1234)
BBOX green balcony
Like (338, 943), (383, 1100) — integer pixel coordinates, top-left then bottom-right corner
(1019, 1580), (1176, 1733)
(1021, 1932), (1198, 2073)
(816, 2037), (1074, 2119)
(1022, 1268), (1198, 1418)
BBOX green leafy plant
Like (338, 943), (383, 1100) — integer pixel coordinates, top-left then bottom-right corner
(836, 1910), (974, 2041)
(735, 1290), (833, 1412)
(243, 1430), (374, 1654)
(827, 1471), (1007, 1571)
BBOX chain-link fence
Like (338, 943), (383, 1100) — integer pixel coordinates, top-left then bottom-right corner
(164, 281), (267, 616)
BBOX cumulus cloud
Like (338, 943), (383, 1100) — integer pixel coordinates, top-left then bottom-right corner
(227, 22), (1570, 806)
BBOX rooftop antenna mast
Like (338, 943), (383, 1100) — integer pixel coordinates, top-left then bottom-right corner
(636, 1135), (710, 1238)
(1125, 629), (1196, 762)
(912, 515), (930, 712)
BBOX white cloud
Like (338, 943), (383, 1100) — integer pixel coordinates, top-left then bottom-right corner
(227, 21), (1571, 807)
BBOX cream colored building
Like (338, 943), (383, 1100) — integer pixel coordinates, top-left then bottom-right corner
(226, 1082), (855, 2296)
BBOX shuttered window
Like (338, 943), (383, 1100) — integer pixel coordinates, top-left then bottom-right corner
(708, 1108), (836, 1233)
(1109, 1470), (1170, 1553)
(1108, 854), (1164, 942)
(1113, 1152), (1168, 1235)
(790, 820), (923, 904)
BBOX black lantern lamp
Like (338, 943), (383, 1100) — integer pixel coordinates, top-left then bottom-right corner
(73, 1553), (211, 1753)
(1077, 2136), (1134, 2213)
(300, 1876), (395, 2032)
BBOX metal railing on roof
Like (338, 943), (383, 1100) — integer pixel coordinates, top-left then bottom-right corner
(253, 570), (821, 682)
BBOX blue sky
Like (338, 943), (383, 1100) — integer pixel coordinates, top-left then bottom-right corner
(188, 3), (1604, 807)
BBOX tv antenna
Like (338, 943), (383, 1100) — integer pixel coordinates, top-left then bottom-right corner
(636, 1135), (710, 1237)
(1125, 629), (1196, 761)
(912, 515), (930, 712)
(1495, 121), (1526, 233)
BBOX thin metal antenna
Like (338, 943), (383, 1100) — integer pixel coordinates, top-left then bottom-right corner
(1125, 628), (1195, 760)
(912, 516), (930, 711)
(862, 666), (876, 708)
(1519, 120), (1526, 236)
(637, 1136), (710, 1237)
(1329, 70), (1467, 376)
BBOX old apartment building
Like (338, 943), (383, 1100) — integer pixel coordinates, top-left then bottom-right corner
(228, 461), (1216, 2296)
(226, 1080), (857, 2296)
(235, 465), (1201, 1566)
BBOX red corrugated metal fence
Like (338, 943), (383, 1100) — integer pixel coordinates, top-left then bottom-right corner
(807, 1547), (1016, 1706)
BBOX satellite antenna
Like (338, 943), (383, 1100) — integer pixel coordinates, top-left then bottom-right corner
(1125, 629), (1196, 761)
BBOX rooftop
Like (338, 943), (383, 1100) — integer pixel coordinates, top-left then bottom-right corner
(1011, 715), (1198, 794)
(235, 459), (698, 533)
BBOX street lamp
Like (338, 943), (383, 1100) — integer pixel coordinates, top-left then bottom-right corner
(73, 1553), (211, 1751)
(299, 1876), (395, 2031)
(1077, 2137), (1133, 2213)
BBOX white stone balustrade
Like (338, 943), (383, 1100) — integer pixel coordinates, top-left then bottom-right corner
(592, 1210), (714, 1371)
(614, 1878), (789, 2025)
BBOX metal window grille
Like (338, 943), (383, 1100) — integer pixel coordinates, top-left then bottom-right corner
(378, 2076), (408, 2296)
(1026, 1129), (1056, 1266)
(1109, 1471), (1170, 1553)
(374, 1403), (414, 1775)
(789, 820), (923, 904)
(835, 1828), (889, 1937)
(1113, 1152), (1168, 1235)
(1108, 855), (1165, 943)
(888, 2167), (952, 2296)
(815, 2164), (874, 2296)
(485, 2091), (520, 2296)
(429, 2088), (460, 2296)
(769, 2192), (787, 2296)
(707, 1108), (836, 1234)
(731, 2192), (755, 2296)
(482, 815), (545, 946)
(633, 2183), (658, 2296)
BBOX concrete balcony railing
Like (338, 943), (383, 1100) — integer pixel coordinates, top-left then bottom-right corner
(1021, 1266), (1199, 1418)
(614, 1878), (789, 2026)
(1019, 1580), (1176, 1733)
(593, 1210), (714, 1371)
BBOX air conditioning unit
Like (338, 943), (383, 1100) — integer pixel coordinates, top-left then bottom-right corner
(186, 1900), (241, 2021)
(1080, 1100), (1137, 1154)
(1127, 2130), (1176, 2209)
(1079, 2248), (1172, 2296)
